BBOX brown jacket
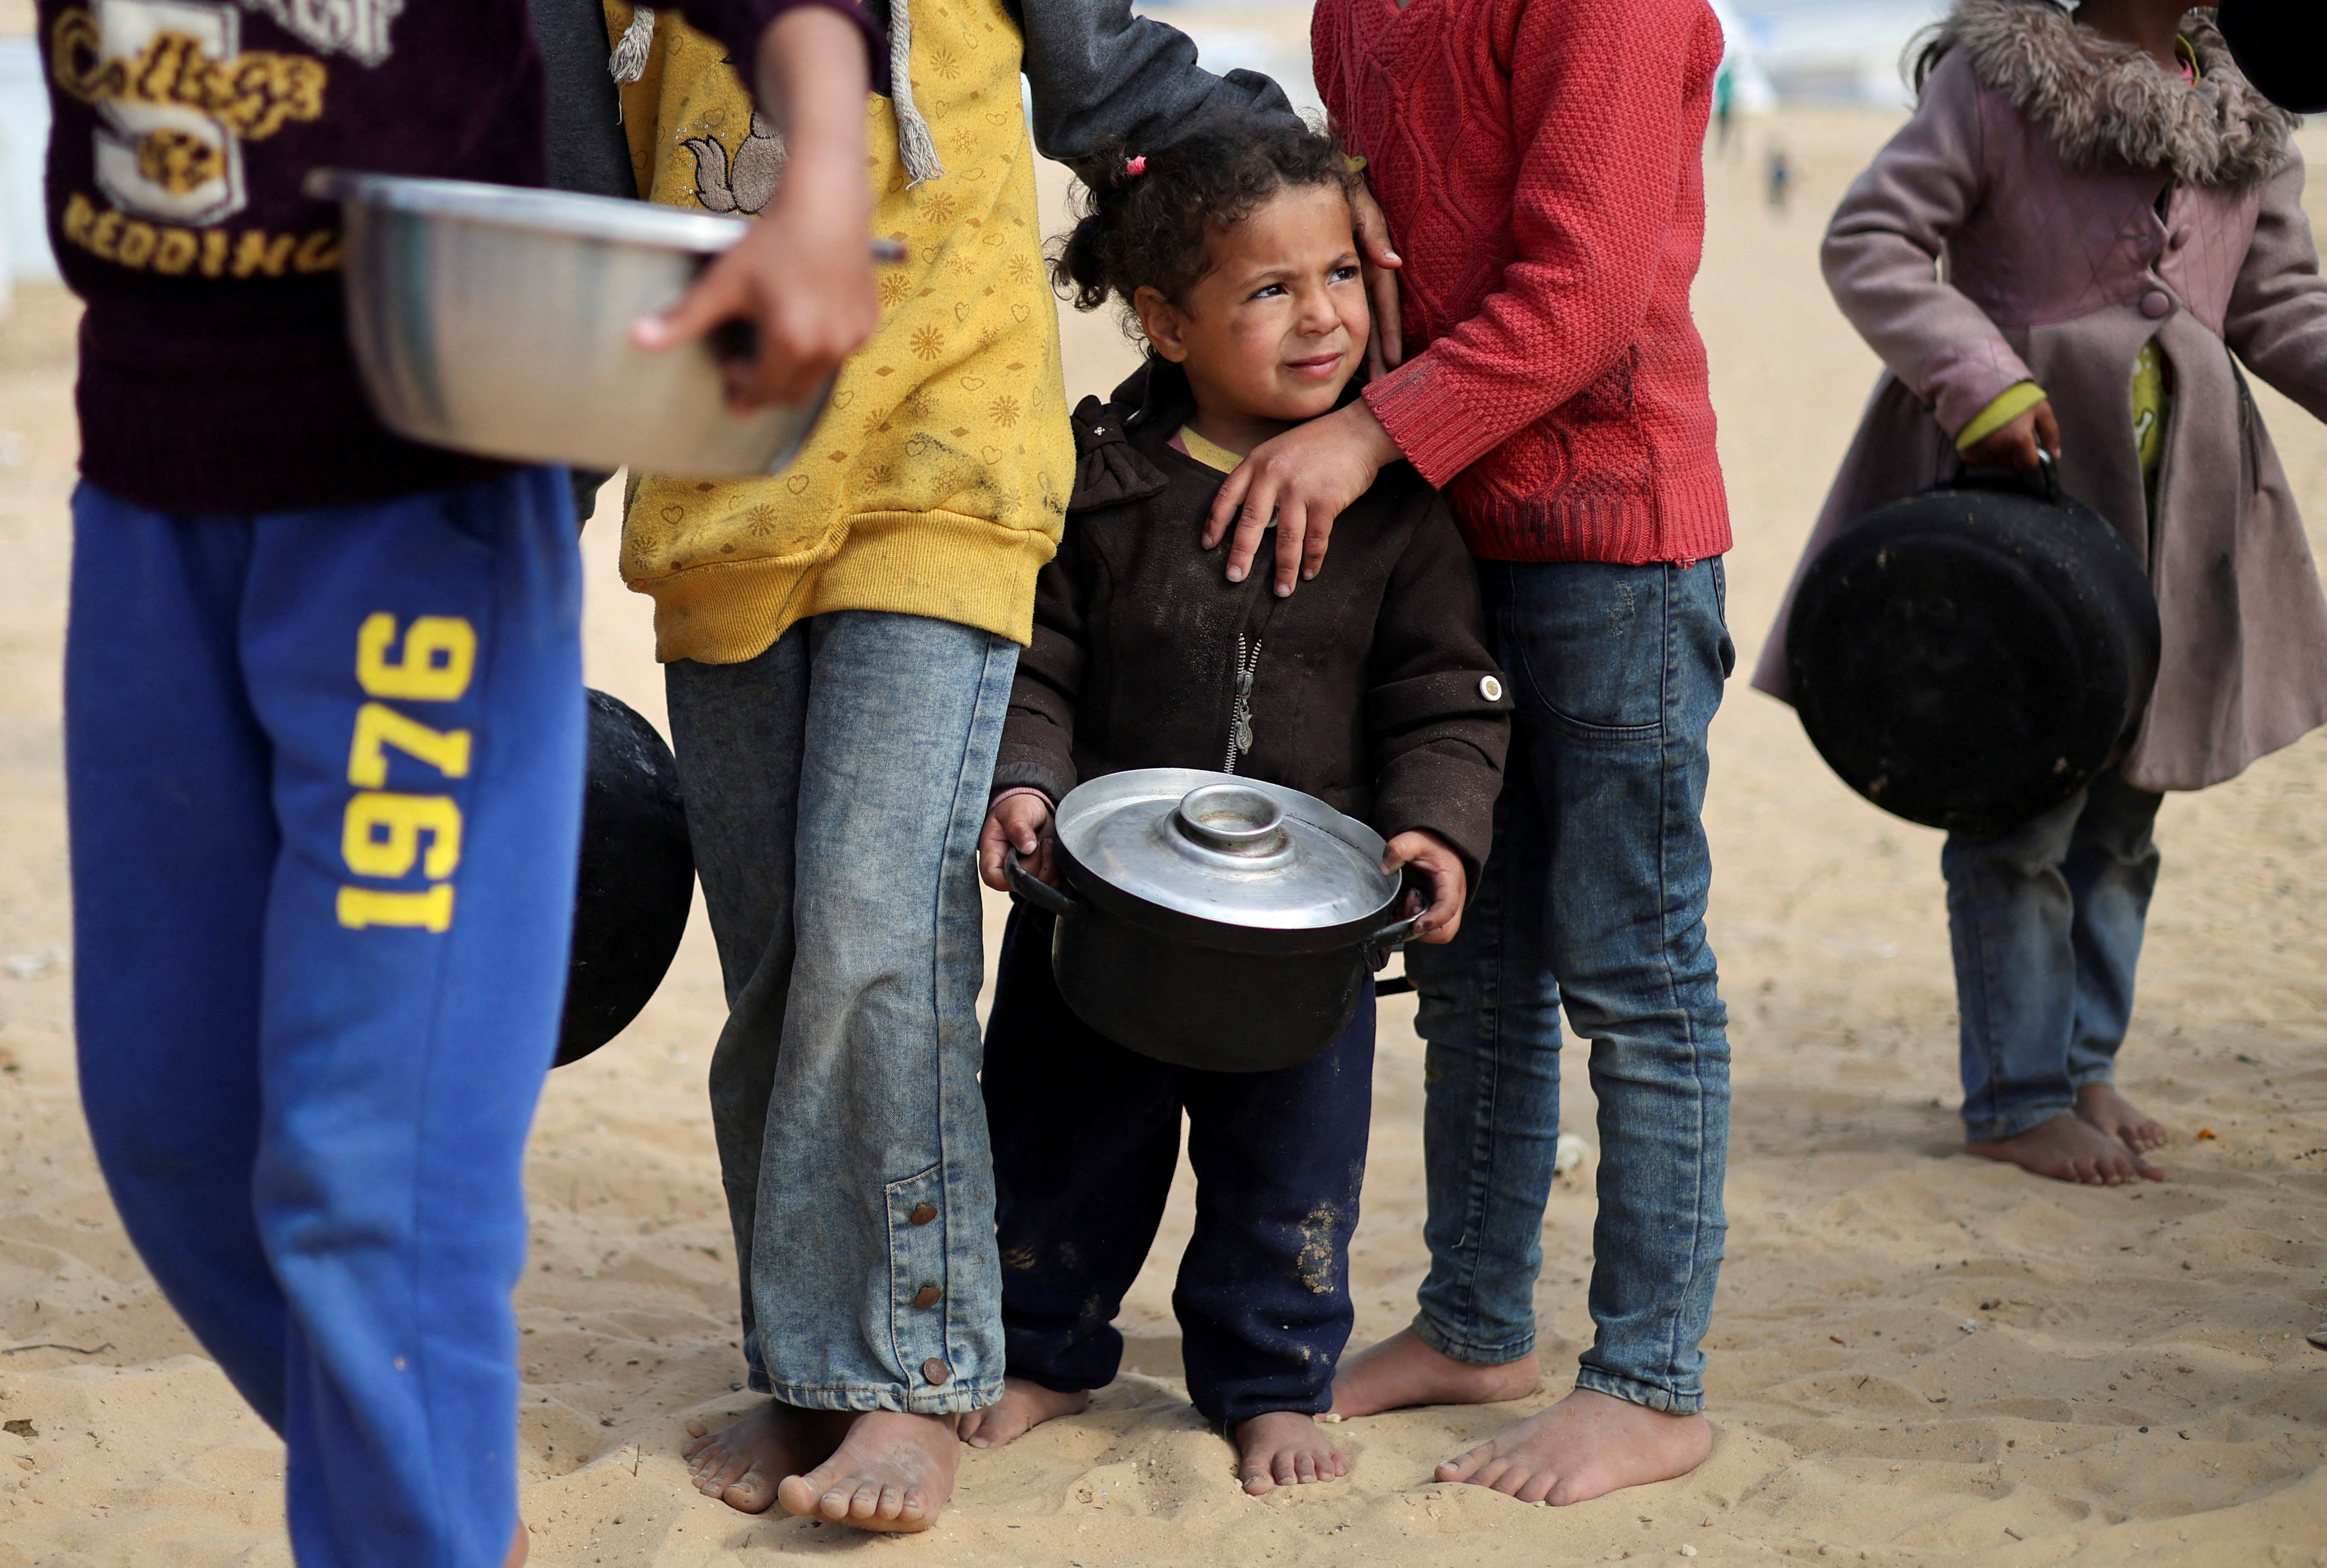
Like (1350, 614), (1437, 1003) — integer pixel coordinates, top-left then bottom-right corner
(1753, 3), (2327, 793)
(993, 362), (1513, 877)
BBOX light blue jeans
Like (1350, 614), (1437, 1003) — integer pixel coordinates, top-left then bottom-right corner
(665, 610), (1018, 1414)
(1407, 559), (1733, 1415)
(1943, 772), (2163, 1142)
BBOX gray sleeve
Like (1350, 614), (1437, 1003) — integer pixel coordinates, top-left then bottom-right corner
(529, 0), (638, 198)
(1002, 0), (1298, 162)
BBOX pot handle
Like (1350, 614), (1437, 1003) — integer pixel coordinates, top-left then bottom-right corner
(1004, 849), (1081, 920)
(1363, 913), (1422, 972)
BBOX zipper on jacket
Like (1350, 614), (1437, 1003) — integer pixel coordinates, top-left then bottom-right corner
(1223, 633), (1262, 773)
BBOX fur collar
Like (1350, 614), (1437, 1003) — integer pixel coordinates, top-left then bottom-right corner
(1936, 1), (2297, 186)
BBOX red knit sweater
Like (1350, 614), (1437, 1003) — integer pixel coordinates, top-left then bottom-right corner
(1314, 0), (1733, 564)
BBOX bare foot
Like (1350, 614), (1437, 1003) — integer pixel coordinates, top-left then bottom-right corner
(1235, 1410), (1349, 1495)
(1438, 1387), (1711, 1506)
(683, 1400), (849, 1515)
(504, 1521), (529, 1568)
(1967, 1112), (2163, 1185)
(2075, 1082), (2169, 1154)
(776, 1410), (958, 1533)
(957, 1376), (1089, 1449)
(1329, 1327), (1540, 1418)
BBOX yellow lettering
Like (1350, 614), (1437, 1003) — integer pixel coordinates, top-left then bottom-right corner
(88, 209), (121, 261)
(230, 228), (295, 278)
(200, 228), (228, 277)
(61, 192), (94, 248)
(356, 613), (476, 701)
(115, 220), (157, 269)
(52, 14), (326, 142)
(293, 229), (341, 273)
(341, 791), (464, 880)
(153, 227), (198, 275)
(347, 703), (471, 788)
(50, 8), (104, 103)
(335, 884), (455, 933)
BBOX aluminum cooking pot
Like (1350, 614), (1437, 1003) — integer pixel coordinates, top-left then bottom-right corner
(307, 170), (882, 477)
(1785, 457), (2160, 840)
(1004, 769), (1418, 1074)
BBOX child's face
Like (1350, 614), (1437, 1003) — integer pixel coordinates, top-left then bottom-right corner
(1134, 184), (1370, 430)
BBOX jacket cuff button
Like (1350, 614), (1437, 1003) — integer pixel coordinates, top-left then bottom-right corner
(921, 1358), (952, 1386)
(1479, 675), (1505, 702)
(908, 1203), (938, 1225)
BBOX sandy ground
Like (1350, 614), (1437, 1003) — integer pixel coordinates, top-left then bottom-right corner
(3, 106), (2326, 1567)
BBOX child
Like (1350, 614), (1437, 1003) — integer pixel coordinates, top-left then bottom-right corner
(1753, 0), (2327, 1185)
(44, 2), (881, 1565)
(956, 119), (1512, 1495)
(1284, 0), (1736, 1510)
(607, 0), (1413, 1535)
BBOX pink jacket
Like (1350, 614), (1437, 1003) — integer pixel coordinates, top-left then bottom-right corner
(1755, 2), (2327, 793)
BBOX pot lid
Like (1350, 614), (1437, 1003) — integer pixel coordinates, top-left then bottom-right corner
(1053, 769), (1400, 932)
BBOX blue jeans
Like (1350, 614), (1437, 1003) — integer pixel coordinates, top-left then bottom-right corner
(1406, 558), (1733, 1415)
(665, 611), (1018, 1414)
(983, 906), (1373, 1425)
(1944, 772), (2163, 1142)
(66, 472), (585, 1568)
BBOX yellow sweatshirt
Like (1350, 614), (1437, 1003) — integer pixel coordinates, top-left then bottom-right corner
(607, 0), (1072, 663)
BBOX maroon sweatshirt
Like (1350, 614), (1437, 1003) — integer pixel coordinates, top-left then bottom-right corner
(38, 0), (872, 515)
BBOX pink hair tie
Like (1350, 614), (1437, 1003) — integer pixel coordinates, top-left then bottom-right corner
(1125, 155), (1147, 177)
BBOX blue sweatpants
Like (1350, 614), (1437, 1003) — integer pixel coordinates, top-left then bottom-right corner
(64, 471), (584, 1568)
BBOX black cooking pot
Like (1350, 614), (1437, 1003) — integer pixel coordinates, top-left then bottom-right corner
(556, 689), (693, 1066)
(1004, 770), (1418, 1073)
(1784, 460), (2160, 841)
(2216, 0), (2327, 114)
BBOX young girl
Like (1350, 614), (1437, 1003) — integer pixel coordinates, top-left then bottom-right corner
(959, 119), (1511, 1493)
(1755, 0), (2327, 1185)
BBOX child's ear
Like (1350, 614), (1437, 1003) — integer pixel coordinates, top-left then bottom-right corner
(1132, 286), (1191, 364)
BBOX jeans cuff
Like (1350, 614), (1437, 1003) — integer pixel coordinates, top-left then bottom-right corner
(1961, 1099), (2075, 1144)
(1573, 1366), (1703, 1416)
(765, 1376), (1003, 1416)
(2067, 1065), (2115, 1089)
(1411, 1311), (1536, 1368)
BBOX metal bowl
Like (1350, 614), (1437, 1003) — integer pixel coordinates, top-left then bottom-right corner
(307, 170), (832, 478)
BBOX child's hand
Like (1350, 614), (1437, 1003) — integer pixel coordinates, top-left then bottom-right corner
(979, 791), (1060, 894)
(1961, 399), (2061, 476)
(1206, 401), (1405, 596)
(1383, 830), (1468, 945)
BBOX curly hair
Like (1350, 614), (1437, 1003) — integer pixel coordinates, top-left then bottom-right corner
(1050, 116), (1361, 336)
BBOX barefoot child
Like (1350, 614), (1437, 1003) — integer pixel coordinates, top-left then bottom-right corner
(959, 120), (1511, 1494)
(1754, 0), (2327, 1186)
(1253, 0), (1736, 1509)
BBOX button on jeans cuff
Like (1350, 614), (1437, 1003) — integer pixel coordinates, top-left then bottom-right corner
(1411, 1311), (1537, 1369)
(1574, 1366), (1704, 1416)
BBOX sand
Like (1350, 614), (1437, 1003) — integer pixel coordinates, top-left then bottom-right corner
(3, 106), (2326, 1567)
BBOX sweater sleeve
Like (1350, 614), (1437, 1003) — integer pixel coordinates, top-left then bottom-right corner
(1007, 0), (1298, 162)
(2225, 153), (2327, 426)
(1820, 51), (2033, 439)
(1364, 488), (1513, 883)
(1361, 0), (1716, 486)
(992, 519), (1099, 803)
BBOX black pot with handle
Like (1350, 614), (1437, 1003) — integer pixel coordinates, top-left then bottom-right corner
(1004, 769), (1418, 1074)
(1784, 457), (2161, 841)
(556, 689), (694, 1066)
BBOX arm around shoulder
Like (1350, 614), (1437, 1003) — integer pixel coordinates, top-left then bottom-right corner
(1009, 0), (1297, 162)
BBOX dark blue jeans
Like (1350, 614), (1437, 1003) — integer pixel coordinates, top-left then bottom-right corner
(1943, 772), (2163, 1142)
(1406, 558), (1733, 1415)
(982, 906), (1373, 1425)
